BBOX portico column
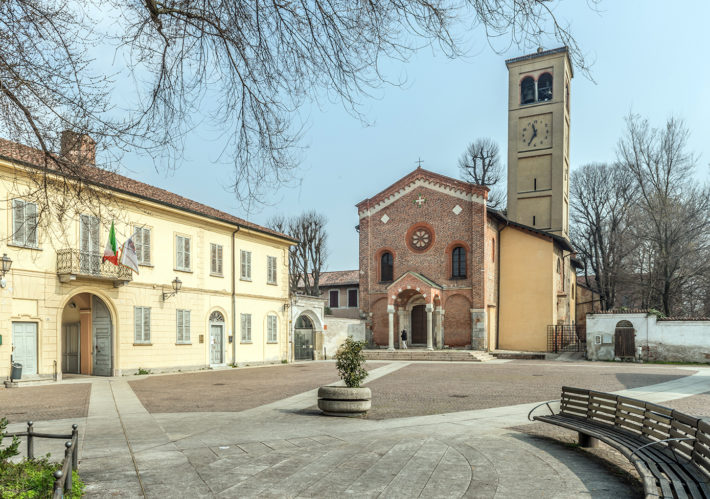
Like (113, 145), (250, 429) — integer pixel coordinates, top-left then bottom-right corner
(426, 304), (434, 350)
(387, 305), (395, 351)
(436, 307), (444, 348)
(397, 309), (406, 348)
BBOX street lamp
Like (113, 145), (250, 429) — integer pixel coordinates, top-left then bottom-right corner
(162, 276), (182, 301)
(0, 253), (12, 288)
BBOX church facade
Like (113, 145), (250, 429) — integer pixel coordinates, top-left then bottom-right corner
(357, 47), (577, 352)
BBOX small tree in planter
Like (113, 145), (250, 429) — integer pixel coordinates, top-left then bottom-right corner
(317, 337), (372, 416)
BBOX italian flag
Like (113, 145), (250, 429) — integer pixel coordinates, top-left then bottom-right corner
(102, 221), (119, 265)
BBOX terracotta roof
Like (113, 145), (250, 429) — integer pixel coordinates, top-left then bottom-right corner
(0, 138), (296, 243)
(356, 167), (488, 214)
(488, 209), (575, 253)
(303, 270), (359, 288)
(505, 46), (568, 65)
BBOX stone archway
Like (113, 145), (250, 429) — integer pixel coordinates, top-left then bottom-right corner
(294, 314), (315, 361)
(60, 292), (114, 376)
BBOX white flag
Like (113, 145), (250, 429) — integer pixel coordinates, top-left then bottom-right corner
(121, 234), (140, 274)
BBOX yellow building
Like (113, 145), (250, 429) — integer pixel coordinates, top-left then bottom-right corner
(0, 134), (295, 381)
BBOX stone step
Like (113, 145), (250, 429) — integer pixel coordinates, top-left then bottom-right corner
(363, 350), (493, 362)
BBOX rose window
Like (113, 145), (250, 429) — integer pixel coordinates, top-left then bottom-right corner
(411, 228), (431, 250)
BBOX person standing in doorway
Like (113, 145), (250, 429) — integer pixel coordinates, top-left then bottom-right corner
(401, 329), (408, 349)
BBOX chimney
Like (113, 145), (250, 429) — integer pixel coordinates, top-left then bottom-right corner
(60, 130), (96, 166)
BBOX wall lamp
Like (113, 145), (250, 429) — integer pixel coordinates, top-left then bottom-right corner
(162, 276), (182, 301)
(0, 253), (12, 288)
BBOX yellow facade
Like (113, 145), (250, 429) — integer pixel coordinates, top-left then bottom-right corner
(0, 152), (293, 379)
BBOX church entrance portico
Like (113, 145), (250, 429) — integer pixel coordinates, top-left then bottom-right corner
(386, 272), (443, 351)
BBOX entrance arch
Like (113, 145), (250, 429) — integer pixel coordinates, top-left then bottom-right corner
(209, 311), (226, 365)
(294, 314), (314, 361)
(60, 292), (114, 376)
(614, 320), (635, 358)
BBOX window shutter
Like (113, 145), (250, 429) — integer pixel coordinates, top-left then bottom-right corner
(90, 217), (100, 253)
(185, 311), (190, 342)
(26, 202), (38, 247)
(247, 252), (251, 278)
(176, 236), (184, 269)
(177, 310), (183, 342)
(134, 308), (142, 342)
(240, 314), (246, 340)
(247, 315), (251, 341)
(12, 200), (25, 245)
(217, 245), (223, 275)
(134, 228), (142, 262)
(184, 237), (190, 269)
(80, 215), (90, 252)
(143, 307), (151, 342)
(210, 244), (216, 274)
(143, 228), (151, 264)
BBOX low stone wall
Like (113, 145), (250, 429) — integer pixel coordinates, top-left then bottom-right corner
(322, 317), (367, 359)
(586, 313), (710, 363)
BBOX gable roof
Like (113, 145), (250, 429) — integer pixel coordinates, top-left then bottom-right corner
(356, 167), (488, 218)
(488, 208), (574, 252)
(0, 138), (296, 243)
(318, 270), (359, 287)
(388, 271), (442, 290)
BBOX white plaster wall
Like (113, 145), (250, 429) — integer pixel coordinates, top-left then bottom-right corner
(586, 313), (710, 363)
(323, 317), (366, 360)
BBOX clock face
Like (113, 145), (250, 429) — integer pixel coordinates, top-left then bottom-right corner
(519, 115), (552, 150)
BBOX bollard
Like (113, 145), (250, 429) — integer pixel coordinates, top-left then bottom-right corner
(64, 441), (73, 493)
(27, 421), (34, 459)
(71, 424), (79, 469)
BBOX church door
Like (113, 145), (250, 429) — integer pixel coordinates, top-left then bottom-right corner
(411, 305), (426, 345)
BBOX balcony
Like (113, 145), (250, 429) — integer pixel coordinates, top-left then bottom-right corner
(56, 249), (132, 285)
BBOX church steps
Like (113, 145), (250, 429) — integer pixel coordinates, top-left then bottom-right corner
(363, 349), (493, 362)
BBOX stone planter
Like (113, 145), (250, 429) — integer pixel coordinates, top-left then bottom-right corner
(317, 386), (371, 417)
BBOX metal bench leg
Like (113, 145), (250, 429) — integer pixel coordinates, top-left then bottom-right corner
(578, 432), (599, 448)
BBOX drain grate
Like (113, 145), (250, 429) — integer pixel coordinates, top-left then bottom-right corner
(450, 394), (469, 398)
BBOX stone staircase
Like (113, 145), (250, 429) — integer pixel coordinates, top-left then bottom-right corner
(363, 349), (495, 362)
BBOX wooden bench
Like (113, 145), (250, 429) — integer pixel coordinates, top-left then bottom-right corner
(529, 386), (710, 498)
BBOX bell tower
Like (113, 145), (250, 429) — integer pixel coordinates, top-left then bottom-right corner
(505, 47), (572, 239)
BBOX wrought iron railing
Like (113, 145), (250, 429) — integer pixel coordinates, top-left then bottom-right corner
(3, 421), (79, 498)
(56, 249), (132, 282)
(547, 324), (585, 353)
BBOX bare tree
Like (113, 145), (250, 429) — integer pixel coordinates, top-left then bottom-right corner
(570, 162), (636, 310)
(268, 211), (328, 296)
(617, 114), (710, 316)
(458, 138), (506, 208)
(2, 0), (594, 212)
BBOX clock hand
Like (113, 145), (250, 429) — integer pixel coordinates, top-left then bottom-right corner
(528, 128), (537, 146)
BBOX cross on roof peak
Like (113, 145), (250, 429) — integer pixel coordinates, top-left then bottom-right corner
(415, 157), (424, 169)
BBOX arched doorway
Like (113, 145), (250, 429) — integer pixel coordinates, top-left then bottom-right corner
(294, 315), (314, 361)
(209, 311), (225, 365)
(61, 293), (113, 376)
(411, 305), (427, 345)
(614, 320), (635, 358)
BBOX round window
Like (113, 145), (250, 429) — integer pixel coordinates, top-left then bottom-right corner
(408, 226), (433, 252)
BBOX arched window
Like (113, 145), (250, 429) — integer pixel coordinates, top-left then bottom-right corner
(452, 246), (467, 279)
(491, 238), (495, 263)
(521, 76), (535, 104)
(380, 252), (393, 282)
(538, 73), (553, 102)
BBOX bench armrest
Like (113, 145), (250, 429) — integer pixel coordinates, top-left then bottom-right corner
(630, 437), (696, 460)
(527, 400), (559, 421)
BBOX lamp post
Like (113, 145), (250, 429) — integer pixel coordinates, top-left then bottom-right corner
(162, 276), (182, 300)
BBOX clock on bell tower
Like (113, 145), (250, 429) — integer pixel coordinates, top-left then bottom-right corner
(505, 47), (572, 239)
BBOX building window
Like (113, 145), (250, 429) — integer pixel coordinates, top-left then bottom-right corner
(175, 235), (191, 271)
(12, 199), (38, 248)
(267, 314), (278, 343)
(134, 307), (151, 344)
(240, 313), (252, 342)
(492, 238), (495, 263)
(134, 226), (151, 265)
(240, 250), (252, 280)
(348, 288), (358, 308)
(267, 255), (277, 284)
(537, 72), (553, 102)
(557, 257), (561, 273)
(210, 243), (223, 276)
(329, 289), (339, 308)
(452, 246), (467, 279)
(521, 76), (535, 104)
(380, 252), (393, 282)
(176, 309), (191, 344)
(533, 215), (536, 226)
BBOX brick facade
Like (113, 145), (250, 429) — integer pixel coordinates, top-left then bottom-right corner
(357, 168), (495, 349)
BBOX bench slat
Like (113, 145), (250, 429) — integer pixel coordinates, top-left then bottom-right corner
(673, 411), (700, 427)
(562, 386), (590, 395)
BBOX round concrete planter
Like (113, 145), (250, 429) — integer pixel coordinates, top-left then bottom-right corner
(317, 386), (371, 417)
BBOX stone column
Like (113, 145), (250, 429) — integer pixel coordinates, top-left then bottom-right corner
(436, 307), (444, 348)
(426, 304), (434, 350)
(387, 305), (395, 351)
(397, 309), (406, 348)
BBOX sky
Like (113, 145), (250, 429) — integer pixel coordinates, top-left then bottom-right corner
(115, 1), (710, 271)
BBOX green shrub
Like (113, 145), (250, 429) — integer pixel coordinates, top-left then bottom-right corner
(136, 367), (151, 375)
(0, 418), (84, 498)
(281, 359), (288, 364)
(335, 337), (368, 388)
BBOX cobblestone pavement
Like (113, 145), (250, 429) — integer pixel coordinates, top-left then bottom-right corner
(364, 361), (695, 419)
(3, 362), (709, 498)
(657, 390), (710, 417)
(129, 362), (387, 414)
(0, 383), (91, 422)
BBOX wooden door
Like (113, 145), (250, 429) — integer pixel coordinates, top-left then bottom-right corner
(614, 327), (635, 358)
(13, 322), (38, 375)
(63, 323), (80, 374)
(210, 324), (224, 364)
(411, 305), (426, 344)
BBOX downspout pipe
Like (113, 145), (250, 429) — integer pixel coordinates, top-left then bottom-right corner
(232, 227), (239, 365)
